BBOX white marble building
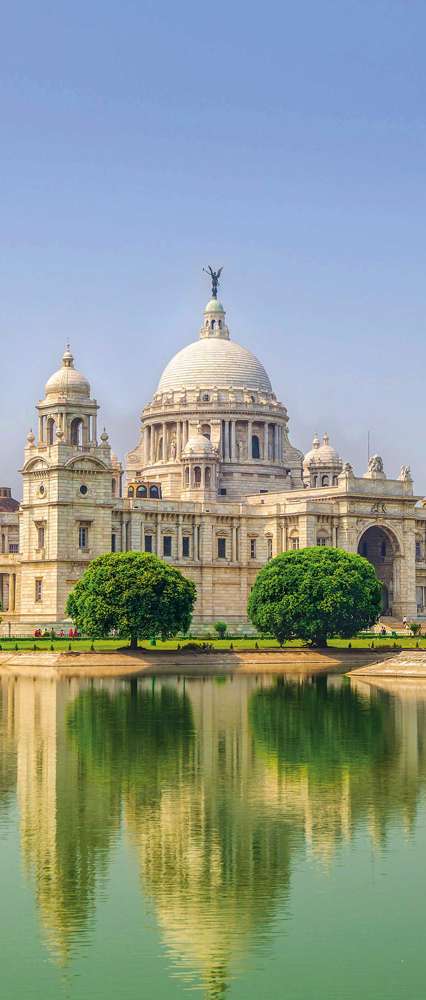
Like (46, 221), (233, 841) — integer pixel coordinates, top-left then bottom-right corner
(1, 279), (426, 634)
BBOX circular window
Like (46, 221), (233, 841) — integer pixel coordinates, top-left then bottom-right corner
(80, 484), (88, 495)
(39, 484), (45, 496)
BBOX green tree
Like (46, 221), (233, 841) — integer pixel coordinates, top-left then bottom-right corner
(66, 552), (196, 649)
(214, 621), (228, 639)
(248, 546), (381, 647)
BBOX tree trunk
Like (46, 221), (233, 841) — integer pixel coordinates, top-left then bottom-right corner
(130, 635), (139, 650)
(311, 636), (328, 648)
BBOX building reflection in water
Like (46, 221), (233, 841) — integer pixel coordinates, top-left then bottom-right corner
(1, 672), (426, 993)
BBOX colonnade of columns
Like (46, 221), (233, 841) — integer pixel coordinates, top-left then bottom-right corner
(143, 418), (285, 465)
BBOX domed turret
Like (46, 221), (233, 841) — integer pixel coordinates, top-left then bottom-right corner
(45, 348), (90, 399)
(303, 433), (343, 488)
(182, 426), (219, 499)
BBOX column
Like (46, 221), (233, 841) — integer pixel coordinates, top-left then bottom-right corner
(263, 422), (268, 461)
(156, 514), (161, 556)
(193, 519), (198, 560)
(177, 515), (182, 561)
(149, 426), (154, 464)
(121, 521), (127, 552)
(247, 420), (252, 461)
(162, 422), (167, 461)
(273, 424), (278, 462)
(232, 523), (238, 562)
(231, 420), (236, 462)
(224, 421), (230, 462)
(9, 573), (15, 612)
(177, 421), (182, 459)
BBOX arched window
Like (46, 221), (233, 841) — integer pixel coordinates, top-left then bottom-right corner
(211, 319), (215, 330)
(70, 417), (83, 446)
(267, 538), (273, 560)
(381, 540), (387, 558)
(185, 466), (190, 487)
(313, 475), (318, 487)
(252, 435), (260, 459)
(205, 467), (211, 487)
(136, 485), (147, 498)
(218, 320), (222, 328)
(201, 423), (211, 439)
(321, 475), (329, 487)
(194, 466), (202, 487)
(416, 538), (422, 561)
(317, 534), (329, 547)
(149, 485), (160, 499)
(127, 486), (134, 498)
(332, 475), (338, 486)
(157, 436), (163, 461)
(289, 533), (299, 550)
(112, 478), (116, 496)
(47, 418), (56, 445)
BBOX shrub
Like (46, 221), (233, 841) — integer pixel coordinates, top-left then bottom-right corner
(214, 621), (228, 639)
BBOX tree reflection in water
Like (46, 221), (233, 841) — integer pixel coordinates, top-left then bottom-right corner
(249, 677), (426, 854)
(2, 674), (426, 996)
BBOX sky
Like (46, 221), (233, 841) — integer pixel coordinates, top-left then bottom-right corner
(1, 0), (426, 496)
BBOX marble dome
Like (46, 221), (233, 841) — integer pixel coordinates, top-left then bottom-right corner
(157, 337), (273, 394)
(45, 349), (91, 398)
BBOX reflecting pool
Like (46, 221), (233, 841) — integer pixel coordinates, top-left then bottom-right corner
(1, 672), (426, 999)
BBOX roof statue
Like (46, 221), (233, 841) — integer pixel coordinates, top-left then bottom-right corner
(399, 464), (412, 481)
(203, 265), (223, 299)
(368, 455), (383, 474)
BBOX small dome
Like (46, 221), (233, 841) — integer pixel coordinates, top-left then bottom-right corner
(45, 348), (90, 398)
(304, 433), (342, 468)
(183, 433), (215, 457)
(204, 298), (225, 313)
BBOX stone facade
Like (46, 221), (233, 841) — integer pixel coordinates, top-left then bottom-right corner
(1, 288), (426, 635)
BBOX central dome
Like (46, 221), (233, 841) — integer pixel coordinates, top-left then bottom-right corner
(157, 338), (272, 394)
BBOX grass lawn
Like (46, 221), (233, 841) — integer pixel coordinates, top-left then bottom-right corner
(0, 636), (425, 652)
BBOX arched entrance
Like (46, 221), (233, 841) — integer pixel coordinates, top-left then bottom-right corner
(357, 526), (397, 614)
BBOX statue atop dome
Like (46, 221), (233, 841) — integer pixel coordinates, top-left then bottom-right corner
(203, 265), (223, 299)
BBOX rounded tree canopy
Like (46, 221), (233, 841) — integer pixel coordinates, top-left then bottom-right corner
(66, 551), (196, 645)
(248, 546), (381, 646)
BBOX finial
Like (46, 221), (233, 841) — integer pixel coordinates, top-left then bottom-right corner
(203, 265), (223, 299)
(323, 432), (329, 446)
(312, 433), (320, 449)
(27, 428), (35, 447)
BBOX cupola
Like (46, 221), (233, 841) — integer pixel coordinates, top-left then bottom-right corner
(303, 432), (343, 488)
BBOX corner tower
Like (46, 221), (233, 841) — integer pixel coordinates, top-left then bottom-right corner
(19, 349), (115, 626)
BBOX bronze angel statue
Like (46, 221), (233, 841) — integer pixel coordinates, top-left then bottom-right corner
(203, 265), (223, 298)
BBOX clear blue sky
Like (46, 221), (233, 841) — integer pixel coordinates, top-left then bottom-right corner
(2, 0), (426, 495)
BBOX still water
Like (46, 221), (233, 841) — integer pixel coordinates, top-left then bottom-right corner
(1, 671), (426, 999)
